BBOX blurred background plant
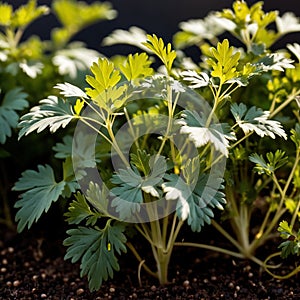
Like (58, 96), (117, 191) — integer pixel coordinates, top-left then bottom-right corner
(0, 0), (116, 230)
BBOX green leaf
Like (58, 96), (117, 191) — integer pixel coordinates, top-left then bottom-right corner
(278, 240), (297, 259)
(206, 39), (240, 84)
(249, 150), (288, 175)
(63, 220), (127, 291)
(231, 103), (287, 139)
(163, 173), (226, 232)
(143, 34), (176, 73)
(13, 165), (65, 232)
(53, 135), (73, 159)
(111, 156), (166, 220)
(291, 123), (300, 149)
(130, 149), (151, 176)
(65, 192), (99, 226)
(86, 182), (111, 218)
(0, 88), (28, 144)
(18, 96), (75, 138)
(119, 53), (153, 81)
(278, 221), (300, 258)
(278, 220), (293, 238)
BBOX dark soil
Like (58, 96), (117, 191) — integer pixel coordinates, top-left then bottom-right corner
(1, 225), (300, 300)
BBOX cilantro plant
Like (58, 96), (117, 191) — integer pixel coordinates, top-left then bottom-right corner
(105, 0), (300, 271)
(0, 0), (116, 228)
(171, 1), (300, 269)
(12, 0), (300, 290)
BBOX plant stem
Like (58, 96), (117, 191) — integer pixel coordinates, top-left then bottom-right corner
(126, 242), (157, 278)
(269, 88), (300, 118)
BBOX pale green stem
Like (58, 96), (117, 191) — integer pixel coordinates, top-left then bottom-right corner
(157, 84), (173, 157)
(81, 97), (106, 122)
(107, 122), (130, 167)
(270, 89), (300, 118)
(126, 242), (157, 278)
(124, 107), (140, 149)
(290, 195), (300, 229)
(211, 220), (245, 254)
(219, 83), (240, 100)
(166, 218), (183, 252)
(77, 117), (111, 145)
(135, 223), (154, 246)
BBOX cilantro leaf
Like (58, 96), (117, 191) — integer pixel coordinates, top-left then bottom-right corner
(231, 103), (287, 139)
(0, 88), (28, 144)
(13, 165), (66, 232)
(65, 192), (99, 226)
(18, 95), (75, 138)
(86, 58), (121, 96)
(119, 53), (153, 81)
(179, 110), (236, 157)
(206, 39), (240, 84)
(249, 150), (288, 175)
(63, 220), (127, 291)
(143, 34), (176, 73)
(110, 156), (166, 220)
(163, 173), (226, 232)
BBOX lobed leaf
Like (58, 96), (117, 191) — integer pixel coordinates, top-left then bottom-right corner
(231, 103), (287, 139)
(18, 96), (75, 138)
(119, 53), (153, 81)
(12, 0), (49, 28)
(206, 39), (240, 84)
(179, 110), (236, 157)
(111, 156), (166, 220)
(0, 88), (28, 144)
(163, 173), (226, 232)
(63, 221), (127, 291)
(13, 165), (66, 232)
(143, 34), (176, 73)
(65, 192), (99, 226)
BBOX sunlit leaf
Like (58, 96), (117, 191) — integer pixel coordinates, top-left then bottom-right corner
(206, 39), (240, 84)
(12, 0), (49, 28)
(0, 3), (12, 26)
(55, 82), (88, 99)
(119, 53), (153, 81)
(143, 34), (176, 73)
(180, 70), (210, 89)
(179, 110), (236, 157)
(18, 96), (75, 138)
(231, 103), (287, 139)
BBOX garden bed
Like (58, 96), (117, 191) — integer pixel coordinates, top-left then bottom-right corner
(1, 226), (299, 300)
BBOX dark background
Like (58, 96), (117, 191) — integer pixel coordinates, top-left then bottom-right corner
(8, 0), (300, 57)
